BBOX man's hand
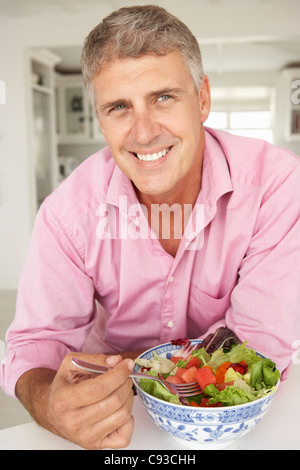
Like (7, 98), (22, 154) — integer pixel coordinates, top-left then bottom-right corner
(16, 353), (135, 449)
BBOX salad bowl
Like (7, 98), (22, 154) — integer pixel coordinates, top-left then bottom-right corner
(133, 340), (280, 450)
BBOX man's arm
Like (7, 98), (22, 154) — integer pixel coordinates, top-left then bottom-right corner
(15, 348), (144, 431)
(15, 353), (135, 450)
(225, 165), (300, 376)
(16, 368), (57, 433)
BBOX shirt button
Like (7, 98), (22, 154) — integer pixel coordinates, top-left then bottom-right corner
(167, 320), (174, 328)
(168, 275), (174, 283)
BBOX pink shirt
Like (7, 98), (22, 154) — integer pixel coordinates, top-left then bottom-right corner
(1, 128), (300, 397)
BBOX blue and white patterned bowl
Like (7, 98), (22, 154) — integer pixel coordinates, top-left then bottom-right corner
(133, 340), (280, 450)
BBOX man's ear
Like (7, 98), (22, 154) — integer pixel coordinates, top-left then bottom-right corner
(98, 118), (106, 138)
(198, 75), (211, 123)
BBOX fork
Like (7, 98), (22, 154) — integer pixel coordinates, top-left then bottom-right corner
(71, 357), (202, 398)
(172, 342), (199, 358)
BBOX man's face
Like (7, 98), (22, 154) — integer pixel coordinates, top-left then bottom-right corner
(93, 51), (210, 201)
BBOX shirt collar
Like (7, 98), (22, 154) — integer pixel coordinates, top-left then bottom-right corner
(200, 128), (233, 209)
(104, 127), (233, 227)
(105, 162), (140, 217)
(182, 128), (233, 248)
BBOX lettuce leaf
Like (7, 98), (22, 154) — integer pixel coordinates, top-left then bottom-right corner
(176, 347), (211, 369)
(206, 349), (229, 370)
(206, 342), (265, 372)
(138, 370), (180, 404)
(226, 342), (261, 366)
(191, 347), (211, 365)
(206, 385), (257, 406)
(201, 327), (240, 354)
(250, 358), (280, 390)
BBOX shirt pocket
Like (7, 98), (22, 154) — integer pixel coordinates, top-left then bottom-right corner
(187, 285), (232, 337)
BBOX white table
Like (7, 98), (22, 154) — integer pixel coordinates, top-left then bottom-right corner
(0, 364), (299, 450)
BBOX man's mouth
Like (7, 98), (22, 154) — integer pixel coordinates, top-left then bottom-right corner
(132, 146), (172, 162)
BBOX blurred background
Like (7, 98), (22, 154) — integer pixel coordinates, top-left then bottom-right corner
(0, 0), (299, 428)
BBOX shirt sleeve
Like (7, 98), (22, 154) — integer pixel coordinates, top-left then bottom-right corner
(0, 200), (96, 397)
(224, 164), (300, 378)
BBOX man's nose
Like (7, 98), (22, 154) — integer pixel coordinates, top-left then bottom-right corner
(130, 109), (161, 145)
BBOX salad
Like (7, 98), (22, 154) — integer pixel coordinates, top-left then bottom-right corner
(135, 338), (280, 407)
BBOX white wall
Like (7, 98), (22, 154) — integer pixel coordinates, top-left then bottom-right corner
(0, 0), (300, 290)
(0, 7), (112, 289)
(0, 15), (33, 289)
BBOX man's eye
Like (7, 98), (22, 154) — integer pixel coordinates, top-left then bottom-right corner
(157, 95), (171, 102)
(111, 104), (127, 112)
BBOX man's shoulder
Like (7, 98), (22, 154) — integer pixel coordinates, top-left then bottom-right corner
(206, 127), (300, 191)
(44, 146), (116, 225)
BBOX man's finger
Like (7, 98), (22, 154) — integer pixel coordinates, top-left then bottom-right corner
(64, 353), (123, 383)
(76, 375), (134, 425)
(90, 392), (135, 450)
(58, 357), (135, 407)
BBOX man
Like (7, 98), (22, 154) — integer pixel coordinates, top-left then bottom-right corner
(1, 5), (300, 449)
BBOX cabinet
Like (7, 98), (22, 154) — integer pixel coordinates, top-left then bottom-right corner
(56, 74), (105, 144)
(26, 52), (106, 218)
(26, 49), (61, 214)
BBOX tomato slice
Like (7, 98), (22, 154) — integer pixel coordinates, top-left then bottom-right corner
(199, 398), (223, 407)
(185, 356), (201, 369)
(175, 367), (186, 378)
(230, 363), (246, 375)
(170, 356), (184, 365)
(181, 366), (198, 383)
(195, 367), (217, 390)
(189, 401), (201, 407)
(216, 381), (234, 391)
(166, 375), (185, 384)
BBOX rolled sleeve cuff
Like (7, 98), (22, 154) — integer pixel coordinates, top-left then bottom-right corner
(0, 340), (71, 398)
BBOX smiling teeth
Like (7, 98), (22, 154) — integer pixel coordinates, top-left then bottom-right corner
(135, 147), (171, 161)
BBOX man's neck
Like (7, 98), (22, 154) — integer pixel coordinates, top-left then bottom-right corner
(134, 157), (202, 257)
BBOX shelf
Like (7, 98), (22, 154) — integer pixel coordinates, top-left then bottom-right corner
(55, 73), (106, 145)
(31, 83), (53, 94)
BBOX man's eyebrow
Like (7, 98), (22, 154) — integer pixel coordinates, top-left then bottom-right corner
(149, 87), (185, 98)
(99, 87), (185, 114)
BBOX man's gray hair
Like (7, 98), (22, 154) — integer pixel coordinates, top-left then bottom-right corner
(81, 4), (205, 114)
